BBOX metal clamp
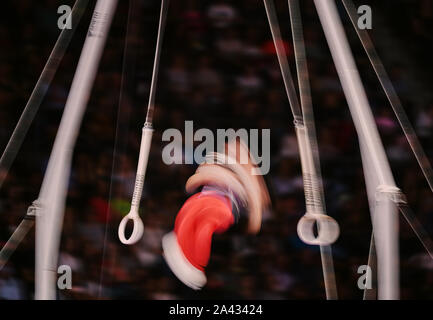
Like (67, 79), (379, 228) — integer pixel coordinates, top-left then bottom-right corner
(26, 199), (42, 218)
(375, 185), (407, 205)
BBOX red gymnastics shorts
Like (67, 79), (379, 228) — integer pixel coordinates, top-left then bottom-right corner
(162, 191), (235, 289)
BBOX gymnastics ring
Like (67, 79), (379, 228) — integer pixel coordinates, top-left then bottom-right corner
(297, 213), (340, 245)
(118, 211), (144, 245)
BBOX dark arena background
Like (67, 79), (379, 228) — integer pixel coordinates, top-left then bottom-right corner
(0, 0), (432, 301)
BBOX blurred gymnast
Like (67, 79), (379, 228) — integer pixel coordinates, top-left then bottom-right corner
(162, 139), (270, 290)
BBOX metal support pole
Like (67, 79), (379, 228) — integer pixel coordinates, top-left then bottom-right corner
(313, 0), (400, 299)
(35, 0), (118, 299)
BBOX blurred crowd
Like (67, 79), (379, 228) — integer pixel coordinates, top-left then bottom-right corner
(0, 0), (432, 299)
